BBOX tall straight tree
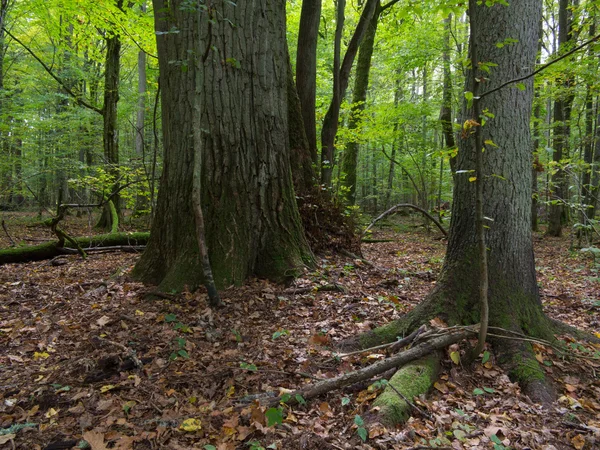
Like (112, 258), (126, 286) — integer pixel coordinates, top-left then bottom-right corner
(547, 0), (575, 237)
(134, 0), (313, 291)
(341, 1), (381, 205)
(320, 0), (378, 187)
(295, 0), (322, 166)
(348, 0), (559, 402)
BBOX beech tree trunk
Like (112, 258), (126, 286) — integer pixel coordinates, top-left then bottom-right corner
(134, 0), (313, 291)
(96, 0), (124, 229)
(350, 0), (556, 402)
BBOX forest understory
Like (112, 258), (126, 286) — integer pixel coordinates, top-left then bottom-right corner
(1, 213), (599, 450)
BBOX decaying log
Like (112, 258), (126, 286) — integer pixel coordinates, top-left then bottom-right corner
(261, 327), (470, 407)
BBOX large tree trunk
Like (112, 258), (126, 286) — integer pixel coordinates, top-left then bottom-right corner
(295, 0), (322, 166)
(134, 0), (313, 292)
(347, 0), (555, 402)
(341, 2), (380, 205)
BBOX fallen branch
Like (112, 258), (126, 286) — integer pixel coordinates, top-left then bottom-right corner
(1, 220), (15, 247)
(0, 232), (150, 265)
(363, 203), (448, 237)
(283, 282), (348, 295)
(259, 327), (470, 407)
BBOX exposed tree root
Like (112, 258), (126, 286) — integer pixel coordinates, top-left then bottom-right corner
(335, 284), (600, 421)
(370, 353), (441, 426)
(257, 327), (470, 408)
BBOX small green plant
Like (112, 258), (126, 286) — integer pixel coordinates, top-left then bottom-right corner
(271, 329), (290, 340)
(354, 415), (368, 442)
(170, 337), (189, 360)
(239, 361), (257, 372)
(490, 434), (511, 450)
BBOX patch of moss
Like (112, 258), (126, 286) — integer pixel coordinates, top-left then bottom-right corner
(373, 355), (440, 426)
(509, 352), (545, 383)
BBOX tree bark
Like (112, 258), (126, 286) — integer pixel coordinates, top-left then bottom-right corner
(347, 0), (555, 403)
(295, 0), (322, 166)
(134, 0), (314, 292)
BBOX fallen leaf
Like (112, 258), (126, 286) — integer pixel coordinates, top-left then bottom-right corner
(96, 316), (111, 327)
(180, 418), (202, 432)
(83, 430), (109, 450)
(571, 434), (586, 450)
(0, 434), (15, 445)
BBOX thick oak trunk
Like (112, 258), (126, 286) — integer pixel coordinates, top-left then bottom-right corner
(134, 0), (313, 291)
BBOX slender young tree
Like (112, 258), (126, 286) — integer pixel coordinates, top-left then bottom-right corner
(320, 0), (378, 187)
(295, 0), (322, 166)
(134, 0), (313, 292)
(547, 0), (575, 237)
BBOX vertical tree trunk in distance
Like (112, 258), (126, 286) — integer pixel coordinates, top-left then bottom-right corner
(134, 0), (314, 292)
(547, 0), (574, 237)
(295, 0), (322, 166)
(320, 0), (378, 188)
(580, 17), (597, 241)
(440, 14), (456, 173)
(134, 1), (148, 215)
(287, 52), (315, 196)
(341, 2), (380, 206)
(348, 0), (557, 402)
(96, 1), (124, 229)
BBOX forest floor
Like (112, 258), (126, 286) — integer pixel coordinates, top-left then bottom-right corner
(0, 213), (599, 450)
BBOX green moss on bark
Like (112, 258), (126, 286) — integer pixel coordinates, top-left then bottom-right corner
(372, 354), (440, 426)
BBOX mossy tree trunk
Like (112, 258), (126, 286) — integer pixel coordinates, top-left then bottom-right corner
(134, 0), (313, 292)
(349, 0), (556, 403)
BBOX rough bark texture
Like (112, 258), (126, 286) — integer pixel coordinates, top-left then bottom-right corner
(287, 53), (315, 196)
(345, 0), (555, 403)
(295, 0), (322, 166)
(341, 3), (380, 205)
(134, 0), (313, 292)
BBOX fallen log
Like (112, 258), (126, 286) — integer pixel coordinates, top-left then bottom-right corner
(260, 327), (470, 407)
(0, 232), (150, 265)
(363, 203), (448, 237)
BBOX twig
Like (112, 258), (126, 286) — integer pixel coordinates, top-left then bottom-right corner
(479, 32), (600, 100)
(1, 220), (15, 246)
(335, 325), (426, 359)
(96, 337), (143, 369)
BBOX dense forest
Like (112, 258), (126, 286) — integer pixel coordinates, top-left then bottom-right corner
(1, 0), (599, 449)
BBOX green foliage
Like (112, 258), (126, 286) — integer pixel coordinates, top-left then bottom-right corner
(354, 415), (368, 442)
(169, 337), (189, 361)
(265, 407), (283, 427)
